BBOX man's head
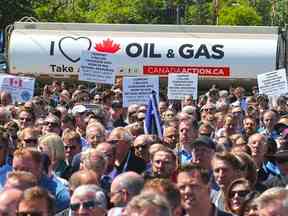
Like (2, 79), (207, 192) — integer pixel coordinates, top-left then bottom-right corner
(243, 116), (257, 136)
(151, 148), (176, 179)
(177, 165), (210, 213)
(159, 100), (168, 116)
(123, 192), (171, 216)
(81, 149), (107, 181)
(127, 104), (139, 124)
(110, 171), (144, 207)
(263, 110), (278, 131)
(0, 188), (23, 216)
(163, 126), (178, 149)
(4, 171), (37, 191)
(256, 187), (288, 216)
(12, 148), (42, 180)
(247, 133), (267, 161)
(108, 127), (133, 163)
(178, 119), (198, 149)
(143, 178), (182, 216)
(95, 142), (116, 172)
(211, 152), (243, 190)
(18, 107), (35, 130)
(86, 122), (105, 148)
(133, 134), (154, 162)
(42, 114), (61, 135)
(18, 187), (55, 216)
(191, 136), (215, 170)
(183, 95), (194, 107)
(19, 127), (39, 148)
(62, 129), (82, 162)
(72, 105), (89, 130)
(69, 170), (99, 195)
(70, 184), (107, 216)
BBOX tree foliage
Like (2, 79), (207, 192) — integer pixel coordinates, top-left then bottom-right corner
(0, 0), (287, 30)
(218, 4), (262, 25)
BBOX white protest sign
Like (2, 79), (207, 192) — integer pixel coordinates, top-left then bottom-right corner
(168, 73), (198, 100)
(79, 51), (116, 84)
(257, 69), (288, 97)
(123, 76), (159, 107)
(0, 74), (35, 103)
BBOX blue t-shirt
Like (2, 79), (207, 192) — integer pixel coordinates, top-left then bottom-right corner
(39, 174), (70, 213)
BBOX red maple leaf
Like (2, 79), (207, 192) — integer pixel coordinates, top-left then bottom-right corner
(95, 38), (121, 54)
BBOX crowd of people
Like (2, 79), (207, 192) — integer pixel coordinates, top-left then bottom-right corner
(0, 78), (287, 216)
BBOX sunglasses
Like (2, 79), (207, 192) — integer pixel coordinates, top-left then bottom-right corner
(24, 139), (38, 144)
(230, 190), (250, 198)
(134, 145), (148, 150)
(70, 200), (99, 211)
(64, 145), (77, 150)
(16, 212), (42, 216)
(108, 140), (121, 145)
(44, 121), (59, 127)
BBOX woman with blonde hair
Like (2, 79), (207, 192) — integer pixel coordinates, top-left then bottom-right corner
(38, 133), (70, 179)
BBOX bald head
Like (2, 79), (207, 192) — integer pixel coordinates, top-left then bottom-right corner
(0, 188), (23, 215)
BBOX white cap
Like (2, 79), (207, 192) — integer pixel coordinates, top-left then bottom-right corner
(71, 105), (88, 116)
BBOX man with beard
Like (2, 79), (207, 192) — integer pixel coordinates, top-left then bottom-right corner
(177, 165), (232, 216)
(144, 147), (177, 181)
(242, 116), (257, 142)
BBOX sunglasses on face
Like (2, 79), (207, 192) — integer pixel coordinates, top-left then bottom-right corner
(16, 212), (43, 216)
(24, 139), (38, 144)
(64, 145), (77, 150)
(134, 145), (148, 150)
(230, 190), (250, 198)
(44, 121), (59, 127)
(70, 200), (99, 211)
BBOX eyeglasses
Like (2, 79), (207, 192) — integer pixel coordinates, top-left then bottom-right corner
(108, 140), (121, 145)
(44, 121), (59, 127)
(23, 139), (38, 144)
(16, 212), (43, 216)
(230, 190), (250, 198)
(64, 145), (77, 150)
(70, 200), (99, 211)
(134, 145), (148, 150)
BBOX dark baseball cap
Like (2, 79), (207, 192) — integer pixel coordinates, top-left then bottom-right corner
(191, 135), (215, 150)
(111, 100), (122, 109)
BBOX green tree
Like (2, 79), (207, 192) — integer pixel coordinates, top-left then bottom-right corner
(0, 0), (35, 30)
(218, 4), (261, 25)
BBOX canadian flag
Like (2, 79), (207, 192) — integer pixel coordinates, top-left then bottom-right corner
(9, 78), (22, 88)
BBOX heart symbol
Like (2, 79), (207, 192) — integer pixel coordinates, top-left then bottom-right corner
(58, 36), (92, 63)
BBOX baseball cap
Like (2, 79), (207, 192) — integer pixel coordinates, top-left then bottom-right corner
(71, 105), (88, 116)
(191, 136), (215, 150)
(111, 100), (122, 109)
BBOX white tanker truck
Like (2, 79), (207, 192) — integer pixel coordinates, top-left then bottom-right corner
(3, 21), (288, 88)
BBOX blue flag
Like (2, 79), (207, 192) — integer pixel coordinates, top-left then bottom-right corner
(144, 91), (163, 139)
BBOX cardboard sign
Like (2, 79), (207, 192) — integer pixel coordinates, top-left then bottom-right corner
(257, 69), (288, 97)
(79, 51), (116, 84)
(168, 73), (198, 100)
(123, 76), (159, 107)
(0, 74), (35, 103)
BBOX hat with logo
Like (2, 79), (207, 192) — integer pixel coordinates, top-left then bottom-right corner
(71, 105), (88, 116)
